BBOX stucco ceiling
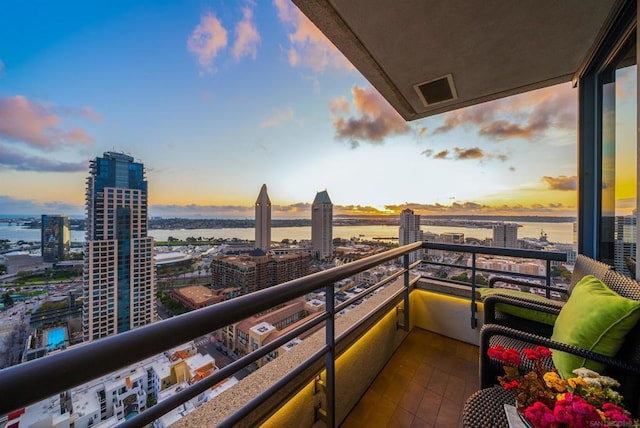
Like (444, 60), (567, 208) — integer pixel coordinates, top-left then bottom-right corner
(293, 0), (617, 120)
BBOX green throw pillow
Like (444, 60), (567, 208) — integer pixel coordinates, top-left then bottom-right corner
(478, 288), (558, 326)
(551, 275), (640, 378)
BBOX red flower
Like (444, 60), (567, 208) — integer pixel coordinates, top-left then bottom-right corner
(502, 348), (522, 366)
(524, 346), (552, 361)
(503, 380), (520, 390)
(487, 345), (505, 361)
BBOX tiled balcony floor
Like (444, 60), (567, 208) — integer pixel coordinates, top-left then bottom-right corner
(341, 328), (479, 428)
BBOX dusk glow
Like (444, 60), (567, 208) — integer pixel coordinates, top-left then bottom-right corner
(0, 1), (597, 218)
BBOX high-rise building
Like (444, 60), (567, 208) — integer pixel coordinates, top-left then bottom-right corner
(311, 190), (333, 260)
(399, 209), (423, 263)
(493, 223), (519, 249)
(211, 253), (310, 295)
(614, 213), (637, 277)
(255, 184), (271, 252)
(41, 214), (70, 263)
(83, 152), (156, 341)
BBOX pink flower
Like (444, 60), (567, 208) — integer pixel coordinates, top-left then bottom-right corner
(602, 402), (633, 425)
(524, 402), (558, 428)
(553, 393), (601, 427)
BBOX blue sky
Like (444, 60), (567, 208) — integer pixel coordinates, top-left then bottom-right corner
(0, 0), (595, 218)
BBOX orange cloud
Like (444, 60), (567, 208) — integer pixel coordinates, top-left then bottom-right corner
(329, 96), (349, 114)
(260, 106), (294, 128)
(330, 86), (409, 146)
(273, 0), (352, 72)
(384, 201), (572, 216)
(187, 13), (228, 73)
(434, 150), (449, 159)
(0, 95), (95, 148)
(454, 147), (483, 160)
(232, 7), (260, 60)
(542, 175), (577, 191)
(433, 84), (576, 140)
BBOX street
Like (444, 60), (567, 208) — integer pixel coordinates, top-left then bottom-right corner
(193, 335), (252, 380)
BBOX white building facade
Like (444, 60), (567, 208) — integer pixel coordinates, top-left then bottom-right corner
(311, 190), (333, 260)
(255, 184), (271, 252)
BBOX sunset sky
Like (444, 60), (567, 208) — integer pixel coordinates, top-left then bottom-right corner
(0, 1), (633, 218)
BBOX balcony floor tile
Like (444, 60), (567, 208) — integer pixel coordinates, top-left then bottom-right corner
(341, 328), (479, 428)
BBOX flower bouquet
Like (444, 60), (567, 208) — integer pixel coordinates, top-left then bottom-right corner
(488, 345), (637, 427)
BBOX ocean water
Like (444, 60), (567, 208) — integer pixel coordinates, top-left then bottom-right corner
(0, 221), (574, 244)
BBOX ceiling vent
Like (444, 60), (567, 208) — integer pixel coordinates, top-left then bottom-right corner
(413, 74), (458, 107)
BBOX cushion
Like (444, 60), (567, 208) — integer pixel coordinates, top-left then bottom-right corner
(478, 288), (558, 326)
(551, 275), (640, 378)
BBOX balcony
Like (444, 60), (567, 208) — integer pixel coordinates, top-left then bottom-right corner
(0, 242), (566, 427)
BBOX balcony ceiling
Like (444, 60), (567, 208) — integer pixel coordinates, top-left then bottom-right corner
(293, 0), (617, 120)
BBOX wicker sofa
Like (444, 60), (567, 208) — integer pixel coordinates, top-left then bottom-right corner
(479, 256), (640, 416)
(481, 254), (612, 336)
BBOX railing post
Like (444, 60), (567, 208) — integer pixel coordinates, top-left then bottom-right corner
(545, 259), (552, 299)
(324, 282), (336, 428)
(403, 253), (410, 331)
(470, 253), (478, 329)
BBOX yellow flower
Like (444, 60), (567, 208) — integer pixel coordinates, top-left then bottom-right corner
(544, 371), (567, 392)
(556, 393), (566, 401)
(597, 409), (606, 421)
(567, 377), (587, 390)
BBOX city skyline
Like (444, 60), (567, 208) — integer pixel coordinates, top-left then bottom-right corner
(0, 1), (636, 219)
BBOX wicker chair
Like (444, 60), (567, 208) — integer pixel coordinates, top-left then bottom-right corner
(482, 254), (612, 336)
(479, 267), (640, 416)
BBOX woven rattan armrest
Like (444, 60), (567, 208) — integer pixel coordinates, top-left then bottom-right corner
(483, 294), (562, 325)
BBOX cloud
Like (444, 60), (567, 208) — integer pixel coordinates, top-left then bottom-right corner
(542, 175), (577, 191)
(0, 59), (4, 77)
(330, 86), (409, 146)
(433, 84), (576, 140)
(0, 95), (96, 149)
(150, 202), (393, 218)
(0, 195), (83, 215)
(383, 201), (573, 216)
(260, 106), (294, 128)
(454, 147), (483, 160)
(329, 96), (349, 114)
(148, 198), (575, 219)
(187, 12), (228, 73)
(232, 7), (260, 60)
(273, 0), (352, 72)
(423, 146), (509, 163)
(0, 143), (87, 172)
(53, 105), (103, 121)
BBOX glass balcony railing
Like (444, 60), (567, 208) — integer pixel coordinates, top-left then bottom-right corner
(0, 242), (566, 428)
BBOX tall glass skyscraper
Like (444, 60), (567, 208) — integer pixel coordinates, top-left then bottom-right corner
(41, 214), (70, 263)
(83, 152), (156, 341)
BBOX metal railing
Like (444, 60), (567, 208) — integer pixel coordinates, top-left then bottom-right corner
(0, 241), (566, 427)
(418, 243), (567, 327)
